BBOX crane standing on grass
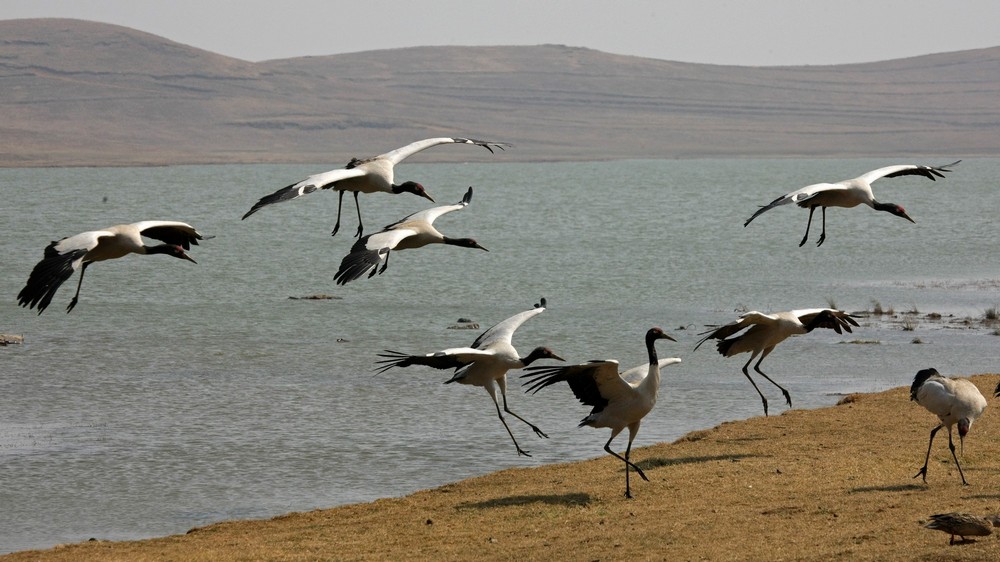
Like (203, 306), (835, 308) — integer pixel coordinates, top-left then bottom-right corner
(521, 327), (680, 498)
(911, 368), (988, 485)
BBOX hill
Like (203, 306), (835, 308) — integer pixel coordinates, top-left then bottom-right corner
(2, 18), (999, 166)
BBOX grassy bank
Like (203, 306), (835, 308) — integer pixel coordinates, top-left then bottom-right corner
(5, 375), (999, 561)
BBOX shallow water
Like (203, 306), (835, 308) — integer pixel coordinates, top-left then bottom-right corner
(1, 158), (998, 553)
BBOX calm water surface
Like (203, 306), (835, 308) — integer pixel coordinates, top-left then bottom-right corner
(1, 159), (998, 553)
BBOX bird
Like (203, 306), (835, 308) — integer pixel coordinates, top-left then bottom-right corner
(694, 308), (859, 416)
(333, 186), (486, 285)
(744, 161), (960, 246)
(17, 221), (202, 314)
(924, 512), (1000, 545)
(373, 298), (563, 457)
(521, 327), (680, 498)
(911, 368), (987, 485)
(241, 137), (510, 237)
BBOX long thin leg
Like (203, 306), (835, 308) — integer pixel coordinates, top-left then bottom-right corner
(352, 191), (364, 238)
(816, 207), (827, 247)
(500, 386), (549, 439)
(488, 389), (530, 457)
(913, 424), (942, 482)
(752, 350), (792, 408)
(947, 428), (969, 485)
(66, 262), (91, 313)
(741, 354), (770, 415)
(603, 427), (648, 499)
(799, 207), (816, 247)
(331, 190), (345, 236)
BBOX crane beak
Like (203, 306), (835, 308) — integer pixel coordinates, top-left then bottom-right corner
(550, 352), (566, 362)
(421, 191), (435, 203)
(182, 253), (197, 264)
(662, 332), (677, 342)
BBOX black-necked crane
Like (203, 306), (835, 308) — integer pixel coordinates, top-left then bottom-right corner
(374, 299), (563, 457)
(911, 368), (988, 485)
(333, 186), (486, 285)
(17, 221), (203, 314)
(521, 327), (680, 498)
(924, 512), (1000, 545)
(241, 137), (510, 237)
(694, 308), (858, 416)
(744, 161), (960, 246)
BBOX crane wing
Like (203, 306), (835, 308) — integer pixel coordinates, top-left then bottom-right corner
(373, 348), (494, 374)
(522, 360), (634, 407)
(694, 311), (777, 349)
(792, 308), (859, 334)
(744, 183), (839, 226)
(133, 221), (203, 249)
(387, 186), (473, 228)
(620, 357), (683, 386)
(471, 305), (545, 349)
(241, 167), (367, 219)
(333, 227), (416, 285)
(379, 137), (511, 166)
(860, 161), (960, 185)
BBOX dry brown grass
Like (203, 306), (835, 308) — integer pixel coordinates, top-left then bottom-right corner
(6, 375), (1000, 561)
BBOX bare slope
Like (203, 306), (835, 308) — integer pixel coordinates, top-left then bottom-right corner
(2, 18), (999, 166)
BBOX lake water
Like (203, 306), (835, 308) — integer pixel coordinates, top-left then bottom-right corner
(1, 158), (998, 553)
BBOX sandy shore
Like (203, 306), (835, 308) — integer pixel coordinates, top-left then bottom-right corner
(4, 374), (999, 561)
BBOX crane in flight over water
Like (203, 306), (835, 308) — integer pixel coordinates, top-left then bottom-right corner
(743, 161), (959, 247)
(17, 221), (203, 314)
(241, 137), (510, 237)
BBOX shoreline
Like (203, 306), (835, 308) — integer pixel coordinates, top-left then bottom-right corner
(4, 374), (999, 561)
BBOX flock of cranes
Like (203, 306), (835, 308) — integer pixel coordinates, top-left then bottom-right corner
(13, 136), (990, 499)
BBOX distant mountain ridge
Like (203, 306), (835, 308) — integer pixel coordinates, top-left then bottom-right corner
(2, 18), (998, 166)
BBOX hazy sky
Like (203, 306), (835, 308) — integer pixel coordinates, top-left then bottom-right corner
(4, 0), (999, 66)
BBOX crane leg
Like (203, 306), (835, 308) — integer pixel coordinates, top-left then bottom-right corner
(352, 191), (364, 238)
(816, 207), (827, 247)
(331, 190), (345, 237)
(753, 357), (792, 408)
(947, 428), (969, 485)
(66, 262), (91, 313)
(741, 358), (770, 416)
(604, 432), (648, 500)
(913, 424), (942, 482)
(799, 207), (816, 247)
(490, 392), (531, 457)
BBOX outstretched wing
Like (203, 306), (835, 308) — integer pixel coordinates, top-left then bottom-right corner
(379, 138), (511, 166)
(522, 360), (633, 410)
(374, 347), (494, 374)
(242, 167), (367, 219)
(620, 357), (683, 386)
(333, 228), (416, 285)
(133, 221), (203, 249)
(471, 304), (546, 349)
(694, 311), (776, 350)
(744, 183), (839, 226)
(861, 161), (960, 185)
(17, 230), (108, 314)
(792, 308), (859, 334)
(388, 186), (473, 228)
